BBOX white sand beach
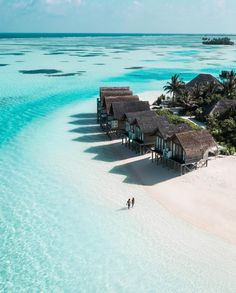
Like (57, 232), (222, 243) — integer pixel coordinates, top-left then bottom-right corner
(139, 90), (164, 105)
(129, 152), (236, 245)
(88, 134), (236, 245)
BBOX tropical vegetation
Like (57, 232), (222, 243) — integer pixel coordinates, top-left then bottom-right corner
(202, 37), (234, 45)
(163, 74), (185, 104)
(207, 107), (236, 154)
(155, 109), (200, 130)
(160, 70), (236, 153)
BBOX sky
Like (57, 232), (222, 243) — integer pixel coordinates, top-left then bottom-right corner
(0, 0), (236, 33)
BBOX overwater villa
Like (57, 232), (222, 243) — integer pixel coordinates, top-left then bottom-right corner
(152, 129), (218, 174)
(96, 86), (218, 174)
(154, 122), (192, 155)
(123, 110), (157, 144)
(122, 111), (166, 153)
(127, 114), (170, 155)
(100, 95), (139, 127)
(107, 100), (150, 138)
(97, 87), (133, 122)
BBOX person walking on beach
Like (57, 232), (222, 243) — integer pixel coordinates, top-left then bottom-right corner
(131, 197), (135, 208)
(126, 198), (131, 209)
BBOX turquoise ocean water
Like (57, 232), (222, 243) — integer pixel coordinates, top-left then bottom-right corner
(0, 34), (236, 292)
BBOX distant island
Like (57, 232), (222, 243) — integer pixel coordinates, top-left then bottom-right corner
(202, 37), (234, 45)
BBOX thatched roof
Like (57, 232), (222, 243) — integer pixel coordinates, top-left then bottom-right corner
(172, 129), (217, 163)
(100, 87), (131, 98)
(175, 123), (193, 134)
(109, 101), (150, 120)
(133, 115), (169, 134)
(209, 99), (236, 116)
(154, 120), (192, 140)
(186, 74), (221, 88)
(124, 110), (156, 124)
(100, 87), (130, 94)
(103, 95), (139, 113)
(100, 90), (133, 103)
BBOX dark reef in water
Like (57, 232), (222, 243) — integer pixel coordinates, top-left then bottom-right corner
(125, 66), (144, 70)
(0, 64), (9, 67)
(71, 53), (106, 57)
(0, 53), (24, 56)
(44, 52), (65, 55)
(19, 69), (62, 74)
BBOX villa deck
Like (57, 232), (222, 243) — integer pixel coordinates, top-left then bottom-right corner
(151, 148), (209, 175)
(122, 135), (154, 155)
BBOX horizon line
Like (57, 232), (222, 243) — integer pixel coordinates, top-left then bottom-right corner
(0, 32), (235, 35)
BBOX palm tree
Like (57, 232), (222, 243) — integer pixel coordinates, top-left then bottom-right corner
(219, 70), (236, 80)
(163, 74), (185, 104)
(219, 70), (236, 98)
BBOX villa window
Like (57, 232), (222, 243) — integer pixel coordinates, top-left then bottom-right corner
(156, 136), (164, 151)
(172, 143), (183, 162)
(125, 122), (130, 132)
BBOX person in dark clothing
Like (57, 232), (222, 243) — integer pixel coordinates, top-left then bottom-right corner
(126, 198), (131, 209)
(131, 197), (135, 208)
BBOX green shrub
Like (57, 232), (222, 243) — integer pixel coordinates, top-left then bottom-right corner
(156, 109), (200, 130)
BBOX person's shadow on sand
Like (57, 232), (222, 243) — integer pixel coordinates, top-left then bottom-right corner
(116, 207), (129, 212)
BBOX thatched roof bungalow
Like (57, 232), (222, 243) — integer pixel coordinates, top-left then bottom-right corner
(122, 110), (156, 144)
(154, 121), (192, 155)
(131, 114), (168, 146)
(169, 129), (217, 164)
(97, 86), (133, 122)
(121, 111), (170, 154)
(108, 101), (150, 131)
(209, 99), (236, 116)
(186, 74), (221, 89)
